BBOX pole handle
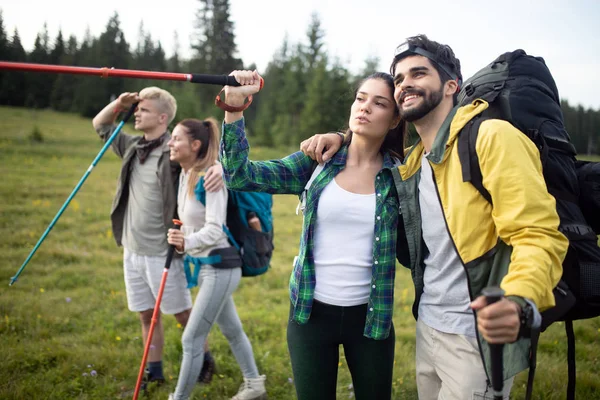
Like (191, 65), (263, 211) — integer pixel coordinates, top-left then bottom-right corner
(482, 286), (506, 400)
(482, 286), (504, 305)
(122, 102), (138, 120)
(190, 73), (264, 90)
(164, 219), (183, 270)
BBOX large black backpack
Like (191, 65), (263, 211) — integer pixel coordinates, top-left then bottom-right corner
(456, 49), (600, 400)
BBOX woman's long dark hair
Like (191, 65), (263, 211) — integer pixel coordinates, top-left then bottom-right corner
(345, 72), (406, 161)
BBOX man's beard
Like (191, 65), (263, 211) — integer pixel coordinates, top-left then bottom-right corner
(399, 85), (444, 122)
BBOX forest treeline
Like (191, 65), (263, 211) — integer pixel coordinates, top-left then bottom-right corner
(0, 2), (598, 153)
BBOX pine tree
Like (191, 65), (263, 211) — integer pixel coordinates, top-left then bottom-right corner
(290, 14), (327, 144)
(167, 31), (182, 73)
(75, 13), (131, 117)
(251, 36), (291, 146)
(251, 14), (350, 148)
(0, 11), (10, 105)
(50, 34), (78, 111)
(352, 55), (381, 87)
(277, 46), (308, 147)
(71, 27), (94, 113)
(50, 29), (65, 64)
(303, 13), (325, 71)
(191, 0), (243, 115)
(192, 0), (242, 73)
(152, 42), (167, 72)
(561, 100), (600, 155)
(0, 28), (27, 106)
(0, 10), (7, 58)
(299, 58), (352, 142)
(360, 56), (381, 76)
(25, 23), (52, 108)
(134, 21), (146, 68)
(44, 29), (66, 109)
(130, 21), (168, 89)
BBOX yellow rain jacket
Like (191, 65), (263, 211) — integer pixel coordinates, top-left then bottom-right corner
(393, 100), (568, 379)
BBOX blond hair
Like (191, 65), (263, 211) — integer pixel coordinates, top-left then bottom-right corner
(176, 118), (221, 197)
(139, 86), (177, 124)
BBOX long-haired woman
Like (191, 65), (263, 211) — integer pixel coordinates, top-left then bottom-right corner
(219, 70), (405, 400)
(167, 118), (266, 400)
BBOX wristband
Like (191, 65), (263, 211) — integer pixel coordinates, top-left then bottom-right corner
(112, 106), (125, 115)
(215, 89), (253, 112)
(519, 301), (535, 339)
(508, 296), (533, 340)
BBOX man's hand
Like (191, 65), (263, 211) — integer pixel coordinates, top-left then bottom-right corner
(471, 296), (521, 344)
(116, 92), (140, 110)
(224, 70), (262, 103)
(167, 228), (185, 252)
(300, 133), (344, 164)
(92, 91), (140, 129)
(204, 163), (224, 192)
(223, 70), (262, 123)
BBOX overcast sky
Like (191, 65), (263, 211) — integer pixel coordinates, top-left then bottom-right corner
(2, 0), (600, 109)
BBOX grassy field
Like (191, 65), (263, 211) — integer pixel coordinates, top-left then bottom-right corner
(0, 107), (598, 399)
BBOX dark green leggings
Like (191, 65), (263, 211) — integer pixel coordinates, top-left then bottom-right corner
(287, 300), (395, 400)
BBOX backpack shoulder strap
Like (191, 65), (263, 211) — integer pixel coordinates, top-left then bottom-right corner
(457, 117), (493, 205)
(525, 324), (541, 400)
(305, 163), (325, 192)
(193, 173), (207, 205)
(296, 162), (325, 215)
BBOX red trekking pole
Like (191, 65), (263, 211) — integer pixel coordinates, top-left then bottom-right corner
(132, 219), (183, 400)
(0, 61), (264, 88)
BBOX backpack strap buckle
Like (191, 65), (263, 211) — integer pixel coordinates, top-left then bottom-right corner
(464, 83), (474, 97)
(493, 82), (505, 91)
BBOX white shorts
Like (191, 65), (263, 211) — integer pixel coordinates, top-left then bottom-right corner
(123, 248), (192, 315)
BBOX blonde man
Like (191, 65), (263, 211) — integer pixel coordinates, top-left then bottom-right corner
(92, 87), (222, 385)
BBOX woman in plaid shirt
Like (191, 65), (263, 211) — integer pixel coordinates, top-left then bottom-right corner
(219, 70), (405, 400)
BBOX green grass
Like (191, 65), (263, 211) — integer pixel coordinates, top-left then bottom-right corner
(579, 154), (600, 162)
(0, 106), (599, 399)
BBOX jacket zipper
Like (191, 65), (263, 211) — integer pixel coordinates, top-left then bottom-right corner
(428, 163), (493, 388)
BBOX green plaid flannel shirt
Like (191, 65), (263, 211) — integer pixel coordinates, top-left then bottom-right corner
(220, 118), (400, 339)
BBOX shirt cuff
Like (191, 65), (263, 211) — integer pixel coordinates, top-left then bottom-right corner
(222, 117), (245, 138)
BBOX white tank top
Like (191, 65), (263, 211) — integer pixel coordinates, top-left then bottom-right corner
(313, 178), (375, 306)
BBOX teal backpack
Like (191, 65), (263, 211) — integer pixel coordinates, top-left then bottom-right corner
(190, 176), (274, 281)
